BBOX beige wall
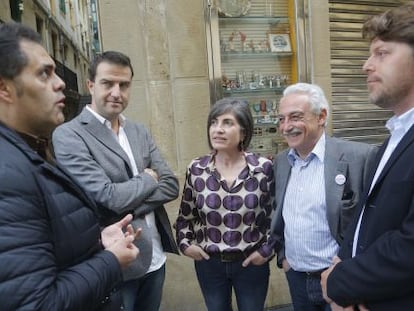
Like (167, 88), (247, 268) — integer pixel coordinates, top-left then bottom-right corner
(307, 0), (333, 133)
(99, 0), (332, 309)
(99, 0), (211, 174)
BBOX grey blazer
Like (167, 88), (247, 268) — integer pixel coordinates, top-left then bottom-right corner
(52, 107), (179, 280)
(271, 135), (378, 267)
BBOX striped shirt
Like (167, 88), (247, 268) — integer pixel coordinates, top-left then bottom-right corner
(283, 133), (339, 272)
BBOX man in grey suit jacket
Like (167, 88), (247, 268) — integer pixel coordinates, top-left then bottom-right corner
(269, 83), (377, 311)
(52, 51), (179, 311)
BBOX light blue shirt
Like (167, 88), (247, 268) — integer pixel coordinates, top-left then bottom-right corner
(283, 133), (339, 272)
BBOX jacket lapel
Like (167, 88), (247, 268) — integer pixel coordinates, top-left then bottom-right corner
(271, 151), (291, 232)
(324, 137), (347, 234)
(369, 125), (414, 196)
(124, 121), (144, 171)
(276, 151), (291, 210)
(79, 108), (133, 173)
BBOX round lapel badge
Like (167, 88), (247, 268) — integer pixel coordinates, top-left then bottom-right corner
(335, 174), (346, 185)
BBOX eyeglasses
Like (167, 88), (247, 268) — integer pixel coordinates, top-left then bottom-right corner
(276, 112), (306, 125)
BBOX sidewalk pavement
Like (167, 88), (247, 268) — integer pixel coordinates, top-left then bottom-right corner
(266, 304), (293, 311)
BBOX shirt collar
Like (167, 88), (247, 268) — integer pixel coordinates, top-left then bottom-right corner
(385, 106), (414, 136)
(86, 105), (126, 129)
(287, 132), (326, 166)
(16, 131), (54, 163)
(195, 151), (265, 177)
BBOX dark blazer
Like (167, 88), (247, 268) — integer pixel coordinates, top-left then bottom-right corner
(52, 108), (179, 280)
(271, 135), (377, 267)
(328, 125), (414, 310)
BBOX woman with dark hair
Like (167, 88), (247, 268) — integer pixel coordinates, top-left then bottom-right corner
(175, 98), (275, 311)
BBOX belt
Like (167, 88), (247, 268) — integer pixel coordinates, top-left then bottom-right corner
(304, 268), (328, 278)
(208, 249), (253, 262)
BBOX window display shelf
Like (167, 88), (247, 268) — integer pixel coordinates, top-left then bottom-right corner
(219, 16), (289, 24)
(223, 87), (284, 95)
(207, 0), (299, 157)
(221, 51), (292, 59)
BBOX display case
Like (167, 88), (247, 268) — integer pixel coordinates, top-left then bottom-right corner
(206, 0), (310, 158)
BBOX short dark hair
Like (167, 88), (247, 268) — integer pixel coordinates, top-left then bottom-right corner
(362, 2), (414, 51)
(0, 22), (42, 80)
(88, 50), (134, 81)
(207, 98), (254, 151)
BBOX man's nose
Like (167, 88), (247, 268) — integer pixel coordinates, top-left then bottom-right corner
(362, 55), (373, 73)
(110, 84), (121, 98)
(54, 74), (66, 91)
(279, 122), (288, 132)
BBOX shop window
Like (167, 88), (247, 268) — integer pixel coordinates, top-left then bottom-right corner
(35, 15), (44, 40)
(51, 32), (58, 58)
(10, 0), (23, 22)
(59, 0), (66, 15)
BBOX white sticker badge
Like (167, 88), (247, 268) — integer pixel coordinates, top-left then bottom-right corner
(335, 174), (346, 185)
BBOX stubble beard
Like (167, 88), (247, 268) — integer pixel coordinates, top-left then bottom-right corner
(370, 92), (393, 110)
(369, 83), (410, 111)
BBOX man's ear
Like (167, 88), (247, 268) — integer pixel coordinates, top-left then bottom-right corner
(86, 79), (94, 95)
(0, 78), (14, 103)
(318, 108), (328, 125)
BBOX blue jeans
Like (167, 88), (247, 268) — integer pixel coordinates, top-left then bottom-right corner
(285, 268), (331, 311)
(121, 264), (165, 311)
(195, 257), (270, 311)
